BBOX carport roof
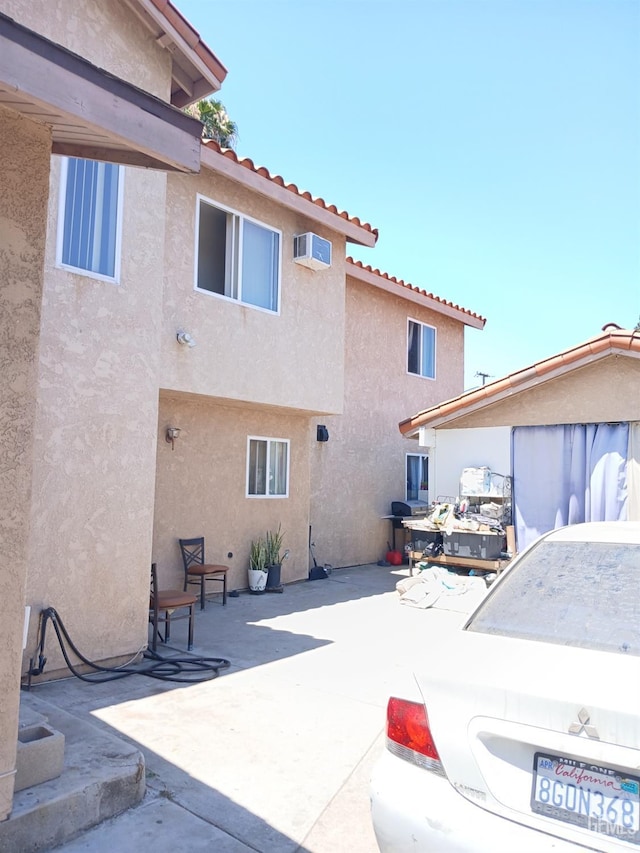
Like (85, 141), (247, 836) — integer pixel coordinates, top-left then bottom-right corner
(399, 326), (640, 436)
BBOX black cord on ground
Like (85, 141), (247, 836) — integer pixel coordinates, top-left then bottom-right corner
(24, 607), (230, 688)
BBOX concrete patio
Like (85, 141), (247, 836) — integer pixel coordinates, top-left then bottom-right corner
(5, 563), (469, 852)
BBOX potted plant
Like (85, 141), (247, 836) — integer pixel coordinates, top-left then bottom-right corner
(265, 525), (287, 592)
(248, 537), (268, 594)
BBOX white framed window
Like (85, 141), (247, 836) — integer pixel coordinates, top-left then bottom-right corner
(407, 319), (436, 379)
(247, 436), (289, 497)
(406, 453), (429, 502)
(196, 195), (281, 312)
(57, 157), (123, 282)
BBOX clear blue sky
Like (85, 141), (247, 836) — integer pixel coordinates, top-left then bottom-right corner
(179, 0), (640, 390)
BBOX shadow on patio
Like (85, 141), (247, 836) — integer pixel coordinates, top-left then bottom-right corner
(9, 564), (407, 851)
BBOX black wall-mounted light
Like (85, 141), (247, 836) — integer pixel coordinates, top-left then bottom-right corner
(317, 425), (329, 442)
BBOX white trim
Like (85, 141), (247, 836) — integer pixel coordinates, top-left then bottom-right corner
(406, 451), (429, 502)
(55, 157), (124, 285)
(246, 435), (290, 498)
(195, 193), (282, 315)
(407, 317), (437, 380)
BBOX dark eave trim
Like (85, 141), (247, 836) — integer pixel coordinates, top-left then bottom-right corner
(0, 11), (203, 172)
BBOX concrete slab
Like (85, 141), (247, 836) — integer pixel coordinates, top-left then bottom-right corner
(51, 798), (252, 852)
(1, 695), (144, 853)
(16, 564), (469, 852)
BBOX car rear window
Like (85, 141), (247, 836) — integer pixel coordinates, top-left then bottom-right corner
(466, 539), (640, 655)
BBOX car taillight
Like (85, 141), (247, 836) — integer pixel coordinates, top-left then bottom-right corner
(386, 697), (444, 775)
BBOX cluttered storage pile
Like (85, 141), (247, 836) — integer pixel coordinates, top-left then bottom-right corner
(403, 467), (513, 564)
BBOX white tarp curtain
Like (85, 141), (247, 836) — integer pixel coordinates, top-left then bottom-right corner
(512, 423), (629, 551)
(628, 422), (640, 521)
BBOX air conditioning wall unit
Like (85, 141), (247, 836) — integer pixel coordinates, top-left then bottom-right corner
(293, 232), (332, 271)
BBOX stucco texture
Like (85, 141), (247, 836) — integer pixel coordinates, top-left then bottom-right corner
(23, 159), (169, 677)
(0, 107), (51, 818)
(160, 170), (346, 415)
(438, 357), (640, 430)
(0, 0), (171, 100)
(153, 393), (311, 591)
(309, 275), (466, 568)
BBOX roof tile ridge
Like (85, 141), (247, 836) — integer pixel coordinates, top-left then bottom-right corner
(202, 142), (377, 235)
(346, 257), (485, 321)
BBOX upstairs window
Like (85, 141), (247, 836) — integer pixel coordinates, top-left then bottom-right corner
(407, 319), (436, 379)
(58, 157), (122, 281)
(247, 437), (289, 498)
(196, 196), (281, 312)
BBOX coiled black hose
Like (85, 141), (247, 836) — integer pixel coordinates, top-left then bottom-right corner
(24, 607), (230, 688)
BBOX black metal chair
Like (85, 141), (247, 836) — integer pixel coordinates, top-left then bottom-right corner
(149, 563), (197, 651)
(179, 537), (229, 609)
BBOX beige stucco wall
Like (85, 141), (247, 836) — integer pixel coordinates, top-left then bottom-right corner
(0, 108), (51, 819)
(309, 275), (466, 568)
(0, 0), (171, 100)
(439, 357), (640, 430)
(160, 170), (346, 414)
(153, 393), (311, 590)
(23, 158), (169, 677)
(12, 0), (176, 679)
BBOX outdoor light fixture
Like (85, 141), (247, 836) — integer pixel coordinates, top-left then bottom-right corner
(176, 331), (196, 347)
(166, 427), (181, 450)
(317, 425), (329, 442)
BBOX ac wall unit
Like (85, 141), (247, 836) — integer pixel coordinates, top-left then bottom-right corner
(293, 232), (332, 271)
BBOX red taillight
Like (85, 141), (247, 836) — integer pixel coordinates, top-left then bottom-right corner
(386, 697), (441, 762)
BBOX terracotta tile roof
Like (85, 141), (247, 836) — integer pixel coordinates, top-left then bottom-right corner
(399, 326), (640, 435)
(200, 140), (379, 247)
(346, 258), (485, 329)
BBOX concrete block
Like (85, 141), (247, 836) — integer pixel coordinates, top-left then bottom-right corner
(15, 724), (65, 792)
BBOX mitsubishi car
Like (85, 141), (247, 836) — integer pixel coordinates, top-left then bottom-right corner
(370, 521), (640, 852)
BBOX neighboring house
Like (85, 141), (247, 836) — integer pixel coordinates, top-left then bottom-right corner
(399, 325), (640, 552)
(0, 0), (225, 824)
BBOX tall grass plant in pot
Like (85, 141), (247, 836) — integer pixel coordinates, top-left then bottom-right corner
(248, 537), (268, 594)
(265, 525), (287, 592)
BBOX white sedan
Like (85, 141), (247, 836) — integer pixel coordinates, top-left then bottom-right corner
(370, 521), (640, 852)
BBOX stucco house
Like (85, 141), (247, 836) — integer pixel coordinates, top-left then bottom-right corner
(399, 325), (640, 552)
(310, 258), (484, 568)
(0, 0), (225, 824)
(151, 140), (485, 589)
(1, 0), (487, 833)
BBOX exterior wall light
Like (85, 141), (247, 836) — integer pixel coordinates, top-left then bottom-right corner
(317, 425), (329, 442)
(166, 427), (181, 450)
(177, 331), (196, 347)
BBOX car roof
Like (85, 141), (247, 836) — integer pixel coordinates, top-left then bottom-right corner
(542, 520), (640, 545)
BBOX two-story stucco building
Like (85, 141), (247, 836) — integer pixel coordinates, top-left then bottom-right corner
(0, 0), (485, 832)
(0, 0), (226, 824)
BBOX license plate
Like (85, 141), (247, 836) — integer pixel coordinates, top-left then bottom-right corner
(532, 751), (640, 844)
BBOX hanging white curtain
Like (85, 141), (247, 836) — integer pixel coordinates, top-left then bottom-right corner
(628, 422), (640, 521)
(512, 423), (629, 551)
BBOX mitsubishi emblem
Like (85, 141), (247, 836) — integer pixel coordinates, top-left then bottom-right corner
(568, 708), (600, 739)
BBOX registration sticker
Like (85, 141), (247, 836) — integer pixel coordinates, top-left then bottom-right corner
(532, 752), (640, 844)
